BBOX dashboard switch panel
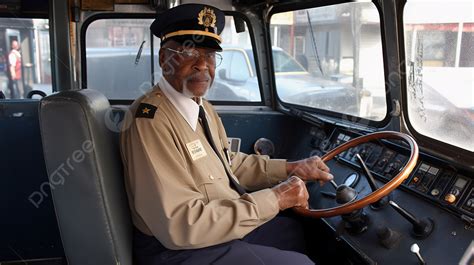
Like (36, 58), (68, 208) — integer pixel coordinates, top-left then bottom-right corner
(417, 166), (440, 193)
(430, 170), (454, 200)
(444, 175), (471, 205)
(460, 188), (474, 215)
(407, 163), (430, 188)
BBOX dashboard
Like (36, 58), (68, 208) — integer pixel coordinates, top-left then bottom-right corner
(304, 128), (474, 264)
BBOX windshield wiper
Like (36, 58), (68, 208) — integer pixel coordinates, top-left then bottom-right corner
(306, 10), (325, 76)
(289, 107), (329, 128)
(286, 107), (374, 134)
(134, 40), (146, 65)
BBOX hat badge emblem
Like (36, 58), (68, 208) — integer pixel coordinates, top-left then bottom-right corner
(198, 7), (217, 32)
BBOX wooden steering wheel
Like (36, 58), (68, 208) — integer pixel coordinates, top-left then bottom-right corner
(293, 131), (419, 218)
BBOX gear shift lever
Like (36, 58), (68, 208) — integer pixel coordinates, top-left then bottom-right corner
(355, 154), (389, 209)
(389, 201), (434, 239)
(329, 180), (369, 234)
(329, 180), (339, 190)
(410, 243), (426, 265)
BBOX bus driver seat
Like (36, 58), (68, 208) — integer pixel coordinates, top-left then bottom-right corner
(39, 89), (133, 265)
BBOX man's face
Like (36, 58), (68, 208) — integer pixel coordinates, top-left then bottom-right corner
(11, 41), (19, 50)
(159, 40), (216, 97)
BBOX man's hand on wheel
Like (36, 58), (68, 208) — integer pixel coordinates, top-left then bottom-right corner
(272, 176), (309, 210)
(286, 156), (333, 185)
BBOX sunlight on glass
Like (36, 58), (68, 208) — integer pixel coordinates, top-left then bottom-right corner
(270, 2), (387, 121)
(404, 0), (474, 151)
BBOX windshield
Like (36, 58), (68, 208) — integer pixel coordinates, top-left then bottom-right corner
(270, 2), (387, 121)
(243, 49), (306, 74)
(404, 0), (474, 151)
(85, 16), (261, 102)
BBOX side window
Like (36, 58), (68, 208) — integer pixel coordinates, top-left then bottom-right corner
(228, 50), (250, 80)
(86, 16), (261, 103)
(270, 3), (387, 121)
(404, 0), (474, 151)
(85, 19), (154, 100)
(0, 18), (52, 99)
(205, 16), (260, 103)
(209, 49), (255, 101)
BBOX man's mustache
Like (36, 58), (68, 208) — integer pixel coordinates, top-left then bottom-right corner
(185, 72), (211, 82)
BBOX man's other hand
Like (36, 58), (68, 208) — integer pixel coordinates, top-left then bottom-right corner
(271, 176), (309, 210)
(286, 156), (333, 185)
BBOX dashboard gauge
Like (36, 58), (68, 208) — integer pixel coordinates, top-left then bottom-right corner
(344, 172), (360, 188)
(254, 138), (275, 157)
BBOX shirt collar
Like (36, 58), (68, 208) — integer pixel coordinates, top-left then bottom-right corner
(159, 77), (202, 131)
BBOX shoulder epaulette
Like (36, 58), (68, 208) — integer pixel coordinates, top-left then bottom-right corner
(135, 103), (157, 119)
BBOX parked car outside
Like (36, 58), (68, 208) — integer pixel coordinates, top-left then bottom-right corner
(208, 46), (361, 117)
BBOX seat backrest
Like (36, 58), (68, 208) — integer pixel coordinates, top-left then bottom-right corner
(39, 89), (132, 265)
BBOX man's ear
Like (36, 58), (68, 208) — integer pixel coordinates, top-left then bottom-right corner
(160, 48), (173, 75)
(159, 48), (165, 68)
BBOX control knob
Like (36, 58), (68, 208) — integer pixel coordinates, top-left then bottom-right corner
(444, 193), (457, 204)
(466, 198), (474, 209)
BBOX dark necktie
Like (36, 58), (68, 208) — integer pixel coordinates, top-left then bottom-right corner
(198, 106), (246, 195)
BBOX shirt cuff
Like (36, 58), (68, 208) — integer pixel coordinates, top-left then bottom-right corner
(265, 159), (288, 185)
(248, 188), (279, 221)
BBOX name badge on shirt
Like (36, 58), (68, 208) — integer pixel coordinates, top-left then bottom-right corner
(186, 139), (207, 161)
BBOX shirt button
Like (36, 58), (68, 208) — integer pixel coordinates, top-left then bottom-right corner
(209, 175), (214, 180)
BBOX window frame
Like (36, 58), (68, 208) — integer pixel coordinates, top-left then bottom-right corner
(81, 11), (266, 106)
(267, 0), (392, 128)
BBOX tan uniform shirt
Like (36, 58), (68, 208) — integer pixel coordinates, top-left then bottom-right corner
(120, 85), (288, 250)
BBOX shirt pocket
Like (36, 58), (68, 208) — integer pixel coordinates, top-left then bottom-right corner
(194, 174), (223, 203)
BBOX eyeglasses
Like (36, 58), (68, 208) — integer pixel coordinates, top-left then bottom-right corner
(164, 47), (223, 67)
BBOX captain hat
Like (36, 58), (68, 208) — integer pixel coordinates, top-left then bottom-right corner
(150, 3), (225, 51)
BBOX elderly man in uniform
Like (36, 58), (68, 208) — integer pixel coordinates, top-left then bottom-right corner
(120, 4), (333, 265)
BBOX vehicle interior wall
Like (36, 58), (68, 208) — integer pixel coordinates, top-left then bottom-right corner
(0, 2), (67, 263)
(0, 101), (65, 263)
